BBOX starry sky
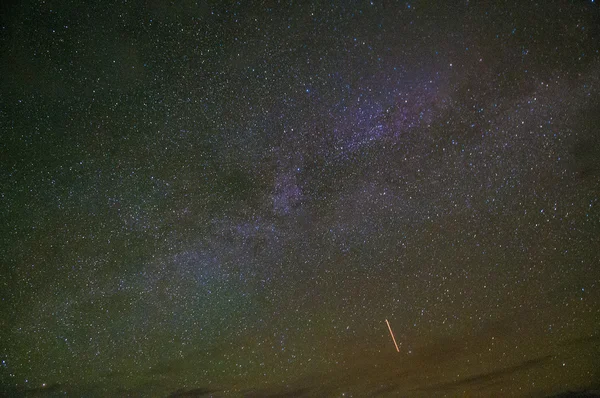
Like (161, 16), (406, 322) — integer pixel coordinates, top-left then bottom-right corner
(1, 0), (600, 397)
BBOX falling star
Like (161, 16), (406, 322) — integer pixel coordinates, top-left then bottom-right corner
(385, 319), (400, 352)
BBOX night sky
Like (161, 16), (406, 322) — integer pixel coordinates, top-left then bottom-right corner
(1, 0), (600, 397)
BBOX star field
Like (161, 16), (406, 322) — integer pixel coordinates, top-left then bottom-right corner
(1, 1), (599, 396)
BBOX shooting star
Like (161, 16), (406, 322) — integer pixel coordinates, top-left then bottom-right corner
(385, 319), (400, 352)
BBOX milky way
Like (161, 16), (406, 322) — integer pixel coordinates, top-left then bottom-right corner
(1, 1), (599, 396)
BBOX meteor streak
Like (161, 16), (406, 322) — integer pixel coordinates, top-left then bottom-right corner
(385, 319), (400, 352)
